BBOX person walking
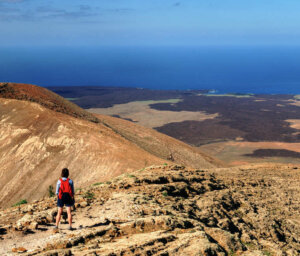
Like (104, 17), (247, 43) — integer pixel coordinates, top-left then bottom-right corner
(54, 168), (75, 230)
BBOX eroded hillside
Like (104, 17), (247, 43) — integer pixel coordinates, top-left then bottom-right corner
(0, 164), (299, 255)
(0, 83), (217, 208)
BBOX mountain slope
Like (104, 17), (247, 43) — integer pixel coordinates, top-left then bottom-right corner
(0, 83), (219, 208)
(0, 98), (166, 208)
(95, 113), (224, 168)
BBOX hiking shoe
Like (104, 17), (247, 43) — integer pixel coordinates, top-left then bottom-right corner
(52, 226), (59, 234)
(69, 227), (74, 231)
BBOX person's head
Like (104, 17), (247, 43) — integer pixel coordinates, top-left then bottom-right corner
(61, 168), (69, 178)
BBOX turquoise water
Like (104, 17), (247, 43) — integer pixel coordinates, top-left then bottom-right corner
(1, 46), (300, 94)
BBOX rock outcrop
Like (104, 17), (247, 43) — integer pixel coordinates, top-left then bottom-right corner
(0, 164), (299, 255)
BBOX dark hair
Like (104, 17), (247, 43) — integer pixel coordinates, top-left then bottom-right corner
(61, 168), (69, 178)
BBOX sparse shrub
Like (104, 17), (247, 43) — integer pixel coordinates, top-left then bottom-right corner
(162, 191), (168, 197)
(93, 182), (103, 186)
(83, 191), (95, 199)
(163, 163), (168, 166)
(241, 241), (255, 249)
(48, 185), (55, 197)
(263, 251), (271, 256)
(105, 181), (112, 185)
(229, 250), (237, 256)
(127, 174), (136, 178)
(13, 199), (27, 207)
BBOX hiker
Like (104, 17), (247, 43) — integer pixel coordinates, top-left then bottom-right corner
(55, 168), (75, 230)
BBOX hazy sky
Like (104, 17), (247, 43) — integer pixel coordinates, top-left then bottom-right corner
(0, 0), (300, 46)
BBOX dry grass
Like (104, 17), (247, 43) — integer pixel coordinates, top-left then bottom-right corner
(199, 93), (253, 98)
(294, 95), (300, 100)
(88, 99), (218, 128)
(288, 99), (300, 107)
(286, 119), (300, 131)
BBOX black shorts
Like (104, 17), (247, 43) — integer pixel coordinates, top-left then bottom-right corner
(57, 193), (74, 207)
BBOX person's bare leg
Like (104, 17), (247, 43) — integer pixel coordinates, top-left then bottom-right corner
(55, 207), (63, 227)
(66, 207), (72, 228)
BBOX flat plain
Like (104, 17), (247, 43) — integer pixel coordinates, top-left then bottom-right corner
(51, 86), (300, 165)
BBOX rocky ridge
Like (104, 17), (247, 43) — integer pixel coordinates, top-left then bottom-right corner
(0, 83), (99, 123)
(1, 163), (300, 255)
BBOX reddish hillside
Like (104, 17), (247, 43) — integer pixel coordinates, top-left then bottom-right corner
(0, 83), (98, 123)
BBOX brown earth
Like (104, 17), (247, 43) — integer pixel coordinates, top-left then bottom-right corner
(155, 119), (246, 146)
(0, 83), (218, 208)
(0, 163), (300, 255)
(199, 141), (300, 166)
(245, 149), (300, 158)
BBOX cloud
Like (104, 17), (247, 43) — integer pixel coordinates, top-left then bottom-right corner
(0, 0), (26, 2)
(42, 5), (97, 20)
(0, 12), (35, 22)
(0, 0), (20, 14)
(0, 2), (100, 22)
(79, 5), (91, 11)
(36, 6), (65, 13)
(109, 8), (134, 12)
(0, 5), (19, 12)
(0, 2), (134, 23)
(47, 10), (97, 20)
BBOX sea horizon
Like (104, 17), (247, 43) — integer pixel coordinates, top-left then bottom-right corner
(1, 45), (300, 95)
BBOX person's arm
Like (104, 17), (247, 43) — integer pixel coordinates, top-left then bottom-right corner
(69, 180), (75, 198)
(56, 180), (61, 196)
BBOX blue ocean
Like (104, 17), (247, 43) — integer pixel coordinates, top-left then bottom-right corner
(1, 46), (300, 94)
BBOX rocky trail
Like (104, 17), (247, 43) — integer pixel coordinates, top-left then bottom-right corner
(1, 164), (300, 255)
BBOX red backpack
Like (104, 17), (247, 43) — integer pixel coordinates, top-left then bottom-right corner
(58, 178), (73, 199)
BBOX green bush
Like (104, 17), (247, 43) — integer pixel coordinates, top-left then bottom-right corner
(162, 191), (168, 197)
(13, 199), (27, 207)
(83, 191), (95, 199)
(229, 250), (237, 256)
(263, 251), (271, 256)
(93, 182), (103, 186)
